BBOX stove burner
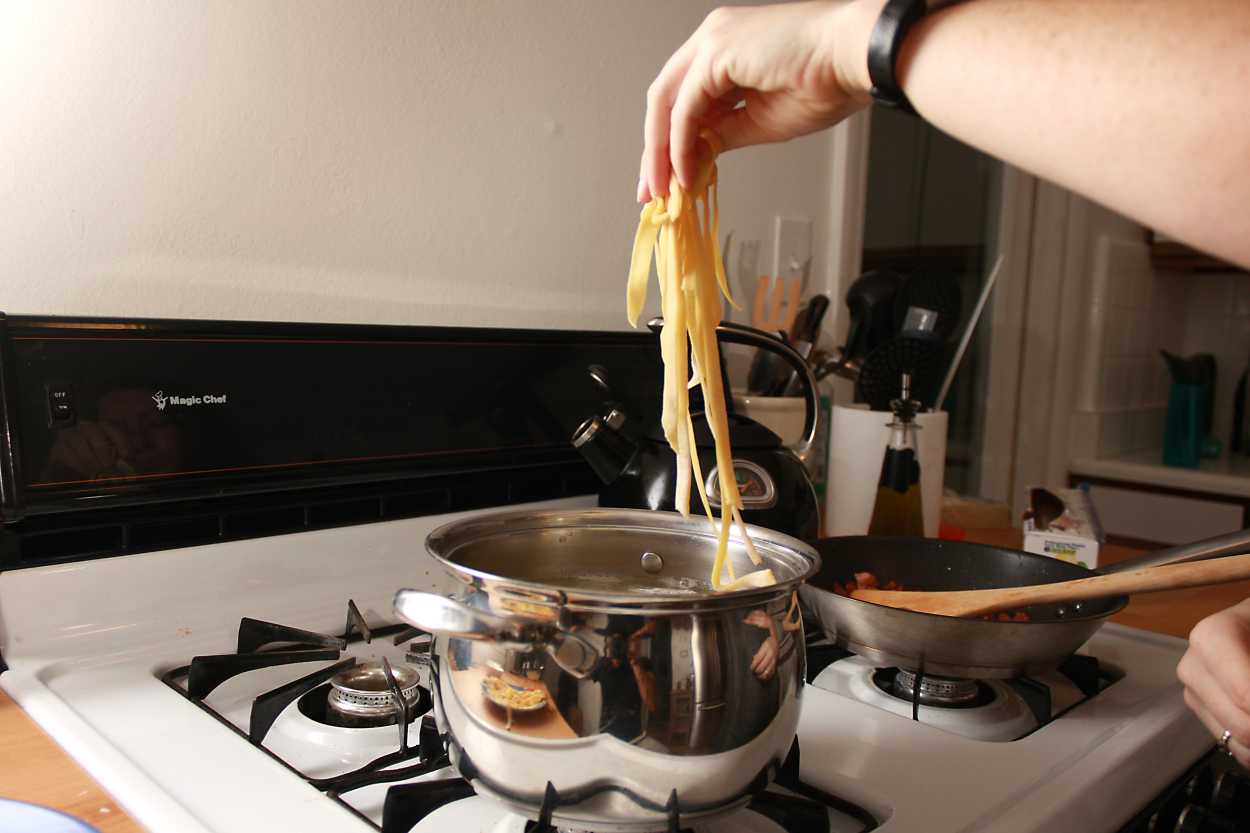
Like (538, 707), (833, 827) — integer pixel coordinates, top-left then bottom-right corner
(872, 668), (995, 709)
(327, 660), (422, 724)
(295, 675), (432, 725)
(892, 668), (981, 707)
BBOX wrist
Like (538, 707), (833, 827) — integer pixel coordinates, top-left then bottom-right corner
(830, 0), (888, 101)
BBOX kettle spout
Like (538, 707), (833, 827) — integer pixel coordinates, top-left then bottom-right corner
(572, 409), (639, 486)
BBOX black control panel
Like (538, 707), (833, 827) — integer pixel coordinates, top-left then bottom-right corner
(1119, 748), (1250, 832)
(0, 314), (663, 523)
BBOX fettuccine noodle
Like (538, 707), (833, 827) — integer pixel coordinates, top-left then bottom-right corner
(627, 133), (776, 592)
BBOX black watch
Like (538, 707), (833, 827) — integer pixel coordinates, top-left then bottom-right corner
(867, 0), (928, 115)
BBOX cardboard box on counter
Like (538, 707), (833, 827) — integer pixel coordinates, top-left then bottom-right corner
(1022, 487), (1103, 569)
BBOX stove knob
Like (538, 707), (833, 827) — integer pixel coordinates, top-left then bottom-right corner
(1209, 770), (1250, 820)
(1149, 790), (1194, 833)
(1184, 768), (1216, 806)
(1173, 804), (1238, 833)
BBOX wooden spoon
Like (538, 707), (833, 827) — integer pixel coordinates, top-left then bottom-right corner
(849, 553), (1250, 618)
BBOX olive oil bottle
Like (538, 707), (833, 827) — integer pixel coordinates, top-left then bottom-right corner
(868, 374), (924, 536)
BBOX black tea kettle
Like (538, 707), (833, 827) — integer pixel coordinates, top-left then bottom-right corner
(572, 321), (820, 540)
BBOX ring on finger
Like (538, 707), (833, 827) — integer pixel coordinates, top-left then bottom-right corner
(1220, 729), (1234, 756)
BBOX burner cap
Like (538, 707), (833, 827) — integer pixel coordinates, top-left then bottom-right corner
(893, 668), (981, 707)
(328, 661), (421, 721)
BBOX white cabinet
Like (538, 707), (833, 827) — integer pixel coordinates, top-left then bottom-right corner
(1081, 482), (1245, 545)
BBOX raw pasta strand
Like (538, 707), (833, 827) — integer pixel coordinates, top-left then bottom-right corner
(625, 135), (774, 591)
(626, 201), (662, 324)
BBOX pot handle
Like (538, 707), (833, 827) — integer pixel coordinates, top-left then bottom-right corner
(393, 590), (528, 642)
(1098, 527), (1250, 573)
(393, 589), (600, 679)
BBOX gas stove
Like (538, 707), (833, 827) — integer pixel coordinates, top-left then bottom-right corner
(0, 316), (1228, 833)
(0, 502), (1223, 833)
(807, 646), (1118, 744)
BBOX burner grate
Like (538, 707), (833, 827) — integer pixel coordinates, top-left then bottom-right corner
(161, 603), (879, 833)
(251, 657), (356, 743)
(159, 599), (449, 830)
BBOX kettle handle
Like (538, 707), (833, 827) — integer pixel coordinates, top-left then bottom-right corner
(646, 318), (819, 462)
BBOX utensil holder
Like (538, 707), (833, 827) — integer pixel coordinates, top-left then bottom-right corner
(826, 404), (947, 537)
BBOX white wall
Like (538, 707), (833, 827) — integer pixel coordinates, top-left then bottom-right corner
(1, 1), (836, 331)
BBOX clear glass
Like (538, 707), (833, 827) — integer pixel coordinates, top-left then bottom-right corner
(868, 417), (924, 536)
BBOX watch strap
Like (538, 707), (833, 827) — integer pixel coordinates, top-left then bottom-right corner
(867, 0), (927, 115)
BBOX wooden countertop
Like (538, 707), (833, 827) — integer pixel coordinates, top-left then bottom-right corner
(963, 528), (1250, 639)
(0, 690), (142, 833)
(3, 530), (1246, 829)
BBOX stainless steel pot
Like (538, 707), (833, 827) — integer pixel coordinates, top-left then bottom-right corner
(393, 507), (820, 832)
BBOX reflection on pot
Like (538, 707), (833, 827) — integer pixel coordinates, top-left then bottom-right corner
(410, 593), (805, 830)
(43, 387), (183, 481)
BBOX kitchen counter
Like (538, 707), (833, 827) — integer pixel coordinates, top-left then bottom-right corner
(1070, 449), (1250, 499)
(2, 530), (1244, 829)
(0, 690), (141, 833)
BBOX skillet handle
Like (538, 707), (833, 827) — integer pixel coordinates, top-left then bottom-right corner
(1098, 527), (1250, 573)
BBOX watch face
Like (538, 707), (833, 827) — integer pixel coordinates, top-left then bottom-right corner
(705, 460), (778, 510)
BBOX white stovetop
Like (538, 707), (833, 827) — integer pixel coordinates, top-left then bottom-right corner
(0, 499), (1213, 833)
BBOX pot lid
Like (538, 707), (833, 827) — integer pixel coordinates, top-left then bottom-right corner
(422, 507), (820, 609)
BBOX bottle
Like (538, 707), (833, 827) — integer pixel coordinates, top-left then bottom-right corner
(868, 373), (925, 536)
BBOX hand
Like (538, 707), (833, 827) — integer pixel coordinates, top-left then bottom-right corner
(47, 420), (133, 479)
(629, 659), (660, 712)
(1177, 599), (1250, 768)
(638, 0), (880, 202)
(744, 609), (781, 681)
(750, 633), (780, 681)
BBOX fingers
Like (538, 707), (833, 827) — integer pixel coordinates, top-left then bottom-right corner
(79, 422), (117, 468)
(750, 646), (767, 675)
(1185, 687), (1250, 769)
(669, 48), (737, 190)
(52, 422), (119, 477)
(1179, 649), (1250, 748)
(1192, 603), (1250, 690)
(1179, 603), (1250, 768)
(750, 640), (778, 680)
(642, 37), (699, 201)
(98, 420), (134, 463)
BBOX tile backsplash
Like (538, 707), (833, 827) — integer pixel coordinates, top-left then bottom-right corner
(1181, 273), (1250, 445)
(1071, 234), (1247, 460)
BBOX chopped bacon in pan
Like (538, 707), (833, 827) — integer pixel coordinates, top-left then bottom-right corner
(832, 572), (901, 596)
(831, 570), (1031, 621)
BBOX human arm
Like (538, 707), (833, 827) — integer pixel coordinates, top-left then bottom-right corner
(640, 0), (1250, 269)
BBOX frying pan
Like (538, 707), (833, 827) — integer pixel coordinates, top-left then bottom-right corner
(799, 527), (1250, 679)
